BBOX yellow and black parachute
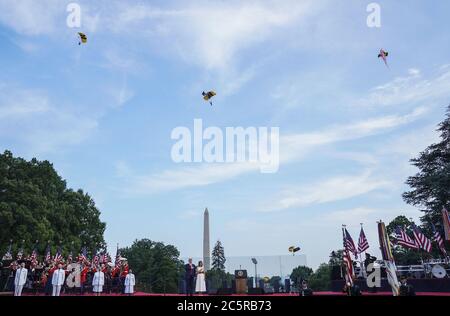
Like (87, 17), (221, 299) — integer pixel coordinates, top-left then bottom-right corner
(289, 246), (301, 254)
(202, 91), (216, 106)
(78, 32), (87, 45)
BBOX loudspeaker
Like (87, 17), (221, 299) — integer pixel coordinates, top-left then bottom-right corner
(284, 279), (291, 293)
(259, 279), (265, 289)
(248, 288), (265, 295)
(247, 277), (254, 289)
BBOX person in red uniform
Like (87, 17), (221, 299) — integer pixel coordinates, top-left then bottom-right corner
(80, 264), (90, 295)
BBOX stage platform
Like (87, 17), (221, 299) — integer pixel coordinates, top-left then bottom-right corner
(3, 291), (447, 297)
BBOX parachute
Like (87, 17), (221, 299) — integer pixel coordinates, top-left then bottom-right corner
(78, 32), (87, 45)
(202, 91), (216, 106)
(378, 49), (389, 67)
(289, 246), (301, 255)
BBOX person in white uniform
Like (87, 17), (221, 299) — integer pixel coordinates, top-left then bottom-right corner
(52, 263), (66, 296)
(124, 269), (135, 295)
(92, 265), (105, 296)
(14, 262), (28, 296)
(195, 261), (207, 294)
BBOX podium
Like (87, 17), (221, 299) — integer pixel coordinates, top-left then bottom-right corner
(235, 270), (248, 294)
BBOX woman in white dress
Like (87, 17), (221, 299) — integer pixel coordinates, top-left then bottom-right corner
(124, 269), (136, 296)
(92, 266), (105, 296)
(195, 261), (207, 294)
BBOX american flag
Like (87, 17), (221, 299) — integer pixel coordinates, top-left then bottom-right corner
(45, 245), (51, 263)
(54, 246), (63, 263)
(395, 227), (419, 249)
(443, 207), (450, 241)
(358, 226), (369, 253)
(2, 242), (12, 261)
(93, 250), (100, 266)
(412, 224), (432, 253)
(115, 245), (121, 267)
(30, 245), (38, 267)
(431, 224), (447, 256)
(342, 228), (354, 285)
(343, 228), (358, 257)
(101, 251), (109, 264)
(79, 246), (88, 263)
(16, 245), (24, 260)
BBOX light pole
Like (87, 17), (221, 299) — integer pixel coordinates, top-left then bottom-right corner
(251, 258), (258, 288)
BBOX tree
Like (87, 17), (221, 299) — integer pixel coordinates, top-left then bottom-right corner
(290, 266), (313, 288)
(206, 269), (233, 291)
(403, 105), (450, 233)
(309, 263), (332, 291)
(120, 239), (183, 293)
(328, 250), (343, 266)
(0, 150), (105, 257)
(211, 240), (226, 271)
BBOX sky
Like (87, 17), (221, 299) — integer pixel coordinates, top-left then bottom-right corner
(1, 0), (450, 270)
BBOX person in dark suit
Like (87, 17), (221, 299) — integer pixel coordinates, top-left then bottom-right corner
(184, 258), (196, 296)
(399, 275), (415, 296)
(299, 280), (313, 296)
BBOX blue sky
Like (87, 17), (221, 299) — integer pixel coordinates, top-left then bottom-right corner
(1, 0), (450, 269)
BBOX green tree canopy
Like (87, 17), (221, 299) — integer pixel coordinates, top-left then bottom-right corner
(0, 150), (105, 257)
(120, 239), (183, 293)
(211, 240), (226, 271)
(290, 266), (313, 287)
(403, 105), (450, 231)
(309, 263), (332, 291)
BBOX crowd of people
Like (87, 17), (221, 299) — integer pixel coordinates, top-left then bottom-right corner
(1, 256), (136, 297)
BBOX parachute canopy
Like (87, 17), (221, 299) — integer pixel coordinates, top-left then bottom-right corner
(202, 91), (216, 106)
(378, 49), (389, 67)
(289, 246), (301, 253)
(78, 32), (87, 45)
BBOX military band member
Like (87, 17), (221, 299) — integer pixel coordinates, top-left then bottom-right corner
(52, 263), (66, 296)
(14, 262), (28, 296)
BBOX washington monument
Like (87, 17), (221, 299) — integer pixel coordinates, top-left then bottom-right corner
(203, 208), (210, 271)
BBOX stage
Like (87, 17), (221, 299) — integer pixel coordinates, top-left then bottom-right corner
(1, 291), (448, 297)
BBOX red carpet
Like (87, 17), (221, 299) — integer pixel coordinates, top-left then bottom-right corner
(16, 291), (449, 297)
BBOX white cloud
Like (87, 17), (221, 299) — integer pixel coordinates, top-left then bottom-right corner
(260, 171), (391, 212)
(115, 108), (424, 195)
(108, 0), (320, 70)
(0, 0), (63, 35)
(361, 67), (450, 108)
(0, 85), (98, 154)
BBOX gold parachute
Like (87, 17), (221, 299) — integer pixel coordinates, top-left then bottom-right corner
(202, 91), (216, 106)
(78, 32), (87, 45)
